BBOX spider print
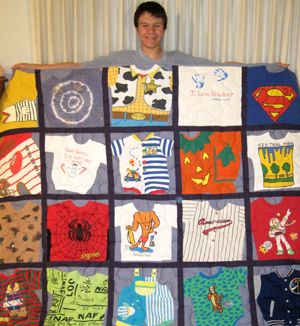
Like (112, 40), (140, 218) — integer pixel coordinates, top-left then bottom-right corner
(68, 218), (91, 242)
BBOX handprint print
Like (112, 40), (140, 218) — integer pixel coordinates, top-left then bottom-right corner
(213, 68), (228, 81)
(192, 74), (205, 89)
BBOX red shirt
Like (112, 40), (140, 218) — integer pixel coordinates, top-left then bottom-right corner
(47, 200), (109, 261)
(0, 269), (41, 325)
(251, 197), (300, 260)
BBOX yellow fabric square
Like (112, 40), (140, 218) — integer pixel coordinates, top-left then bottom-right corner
(0, 70), (38, 132)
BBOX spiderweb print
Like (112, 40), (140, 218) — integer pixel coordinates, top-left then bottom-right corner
(48, 201), (108, 261)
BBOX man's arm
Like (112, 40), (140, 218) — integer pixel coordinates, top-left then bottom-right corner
(12, 62), (82, 70)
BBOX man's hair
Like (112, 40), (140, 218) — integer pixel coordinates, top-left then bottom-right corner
(134, 1), (168, 29)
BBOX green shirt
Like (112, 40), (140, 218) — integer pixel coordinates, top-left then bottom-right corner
(45, 269), (108, 326)
(184, 267), (247, 326)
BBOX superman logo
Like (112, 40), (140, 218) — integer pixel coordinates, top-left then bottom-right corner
(252, 86), (297, 121)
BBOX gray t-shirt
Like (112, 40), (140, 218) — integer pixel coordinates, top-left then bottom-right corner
(82, 49), (284, 72)
(82, 49), (216, 68)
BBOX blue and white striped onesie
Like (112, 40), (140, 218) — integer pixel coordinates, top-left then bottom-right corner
(111, 133), (174, 194)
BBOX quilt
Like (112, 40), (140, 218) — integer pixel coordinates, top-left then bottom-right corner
(0, 64), (300, 325)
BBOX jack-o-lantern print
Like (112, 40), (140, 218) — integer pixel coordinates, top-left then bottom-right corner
(180, 131), (242, 194)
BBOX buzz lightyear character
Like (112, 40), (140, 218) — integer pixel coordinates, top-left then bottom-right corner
(268, 208), (294, 255)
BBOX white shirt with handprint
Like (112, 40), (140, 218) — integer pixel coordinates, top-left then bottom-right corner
(178, 66), (242, 126)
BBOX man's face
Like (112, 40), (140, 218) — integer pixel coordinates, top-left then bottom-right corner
(136, 12), (165, 50)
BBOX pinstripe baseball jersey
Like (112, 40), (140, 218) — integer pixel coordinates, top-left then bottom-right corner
(182, 200), (246, 262)
(111, 133), (174, 194)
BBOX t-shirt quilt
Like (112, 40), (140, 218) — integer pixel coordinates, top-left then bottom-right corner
(0, 64), (299, 325)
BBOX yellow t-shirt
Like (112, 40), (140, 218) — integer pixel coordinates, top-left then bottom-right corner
(0, 70), (38, 132)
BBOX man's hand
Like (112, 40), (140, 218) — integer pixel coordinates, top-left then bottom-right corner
(278, 62), (289, 68)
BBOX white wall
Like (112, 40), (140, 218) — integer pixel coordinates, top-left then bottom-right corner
(0, 0), (33, 76)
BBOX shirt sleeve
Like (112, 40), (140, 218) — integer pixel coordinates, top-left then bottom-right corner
(256, 274), (272, 320)
(45, 135), (61, 153)
(183, 276), (192, 297)
(47, 268), (63, 294)
(234, 267), (247, 286)
(160, 137), (174, 157)
(97, 202), (109, 229)
(82, 54), (116, 68)
(167, 51), (219, 65)
(111, 138), (124, 157)
(92, 140), (107, 165)
(166, 204), (178, 228)
(114, 206), (121, 227)
(25, 269), (42, 290)
(107, 66), (119, 87)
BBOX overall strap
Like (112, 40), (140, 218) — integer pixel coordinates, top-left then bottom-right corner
(151, 268), (157, 278)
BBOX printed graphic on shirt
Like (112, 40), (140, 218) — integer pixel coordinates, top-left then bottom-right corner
(116, 268), (175, 326)
(180, 131), (242, 194)
(207, 285), (223, 313)
(0, 133), (41, 198)
(127, 211), (160, 252)
(258, 143), (294, 188)
(111, 133), (174, 194)
(183, 200), (246, 261)
(184, 267), (248, 326)
(41, 68), (104, 127)
(0, 201), (41, 264)
(45, 134), (107, 194)
(108, 65), (173, 126)
(251, 197), (300, 260)
(47, 200), (109, 261)
(45, 268), (108, 325)
(3, 282), (28, 319)
(247, 66), (300, 125)
(247, 131), (300, 191)
(115, 202), (177, 261)
(0, 70), (38, 132)
(178, 66), (242, 126)
(252, 86), (297, 121)
(257, 269), (300, 325)
(0, 269), (42, 324)
(290, 276), (300, 294)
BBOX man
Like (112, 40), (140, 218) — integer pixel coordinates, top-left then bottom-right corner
(12, 1), (214, 70)
(83, 1), (214, 67)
